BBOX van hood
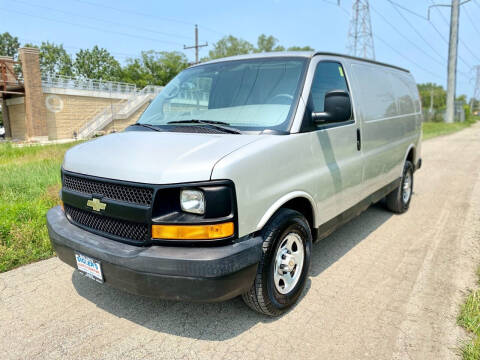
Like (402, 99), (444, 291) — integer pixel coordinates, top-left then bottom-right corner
(63, 131), (262, 184)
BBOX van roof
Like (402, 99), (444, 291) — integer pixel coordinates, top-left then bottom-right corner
(193, 51), (410, 73)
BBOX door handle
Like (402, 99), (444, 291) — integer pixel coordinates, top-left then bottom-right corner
(356, 128), (361, 151)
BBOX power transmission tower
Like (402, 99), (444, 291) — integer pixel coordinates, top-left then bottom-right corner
(472, 65), (480, 114)
(347, 0), (375, 60)
(184, 24), (208, 64)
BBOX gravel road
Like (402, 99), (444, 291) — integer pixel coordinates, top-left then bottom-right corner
(2, 124), (480, 360)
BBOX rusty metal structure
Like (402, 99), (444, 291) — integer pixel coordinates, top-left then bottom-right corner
(0, 56), (24, 95)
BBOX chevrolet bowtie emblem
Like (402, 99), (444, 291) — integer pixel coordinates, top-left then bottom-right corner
(87, 198), (106, 212)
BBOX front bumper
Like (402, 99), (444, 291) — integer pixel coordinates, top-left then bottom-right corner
(47, 206), (262, 302)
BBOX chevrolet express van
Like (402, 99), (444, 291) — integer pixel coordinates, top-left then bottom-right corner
(47, 52), (422, 316)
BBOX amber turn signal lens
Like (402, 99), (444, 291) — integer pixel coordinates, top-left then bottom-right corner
(152, 222), (234, 240)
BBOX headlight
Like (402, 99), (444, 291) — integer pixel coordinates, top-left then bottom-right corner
(180, 189), (205, 214)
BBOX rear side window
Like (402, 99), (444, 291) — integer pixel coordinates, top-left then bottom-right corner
(389, 73), (415, 114)
(351, 64), (397, 121)
(310, 61), (349, 112)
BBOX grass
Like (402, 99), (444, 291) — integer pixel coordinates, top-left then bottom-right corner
(458, 267), (480, 359)
(422, 118), (477, 140)
(0, 142), (78, 272)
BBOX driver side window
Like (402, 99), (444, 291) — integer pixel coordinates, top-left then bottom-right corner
(310, 61), (349, 112)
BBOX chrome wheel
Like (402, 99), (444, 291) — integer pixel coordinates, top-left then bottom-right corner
(402, 171), (412, 204)
(273, 233), (304, 294)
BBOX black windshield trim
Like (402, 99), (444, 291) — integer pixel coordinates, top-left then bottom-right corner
(167, 119), (242, 134)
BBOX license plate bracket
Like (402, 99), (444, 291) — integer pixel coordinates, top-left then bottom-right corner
(75, 252), (103, 283)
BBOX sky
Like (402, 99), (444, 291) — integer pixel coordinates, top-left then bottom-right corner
(1, 0), (479, 98)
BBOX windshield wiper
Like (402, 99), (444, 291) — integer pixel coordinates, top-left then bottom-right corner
(167, 119), (242, 134)
(130, 123), (163, 132)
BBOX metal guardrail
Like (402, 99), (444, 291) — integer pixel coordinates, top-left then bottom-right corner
(176, 89), (209, 103)
(41, 73), (137, 94)
(111, 85), (162, 113)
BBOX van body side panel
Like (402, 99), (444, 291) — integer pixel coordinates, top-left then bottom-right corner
(348, 62), (421, 198)
(211, 133), (340, 237)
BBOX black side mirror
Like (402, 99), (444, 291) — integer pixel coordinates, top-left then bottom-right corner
(312, 90), (352, 125)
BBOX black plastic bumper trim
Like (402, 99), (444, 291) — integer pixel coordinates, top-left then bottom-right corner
(47, 207), (262, 300)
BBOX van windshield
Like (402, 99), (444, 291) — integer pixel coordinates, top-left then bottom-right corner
(137, 57), (308, 132)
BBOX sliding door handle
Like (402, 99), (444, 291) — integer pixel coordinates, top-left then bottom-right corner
(356, 128), (361, 151)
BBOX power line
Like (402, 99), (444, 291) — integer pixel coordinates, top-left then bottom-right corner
(387, 1), (446, 63)
(0, 7), (184, 46)
(387, 0), (472, 70)
(429, 0), (480, 63)
(14, 0), (193, 41)
(321, 0), (350, 16)
(17, 37), (139, 60)
(71, 0), (225, 37)
(373, 36), (444, 80)
(386, 0), (471, 80)
(333, 1), (445, 80)
(462, 6), (480, 36)
(71, 0), (194, 26)
(386, 0), (428, 20)
(369, 4), (448, 68)
(427, 16), (472, 69)
(197, 25), (227, 37)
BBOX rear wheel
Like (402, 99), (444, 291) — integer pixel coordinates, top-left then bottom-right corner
(386, 160), (414, 213)
(242, 208), (312, 316)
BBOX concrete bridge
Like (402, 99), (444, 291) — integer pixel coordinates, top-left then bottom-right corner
(0, 47), (162, 142)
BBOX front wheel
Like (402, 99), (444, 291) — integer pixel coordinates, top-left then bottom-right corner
(386, 160), (414, 213)
(242, 208), (312, 316)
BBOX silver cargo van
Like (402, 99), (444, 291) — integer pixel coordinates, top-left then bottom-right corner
(47, 52), (422, 316)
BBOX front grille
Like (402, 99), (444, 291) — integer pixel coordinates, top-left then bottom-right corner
(65, 205), (149, 242)
(63, 174), (154, 206)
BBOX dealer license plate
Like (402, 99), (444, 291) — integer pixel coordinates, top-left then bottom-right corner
(75, 252), (103, 283)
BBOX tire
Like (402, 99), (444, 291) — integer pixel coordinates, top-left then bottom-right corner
(386, 160), (414, 214)
(242, 208), (312, 316)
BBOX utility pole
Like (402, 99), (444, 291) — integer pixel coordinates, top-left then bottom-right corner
(429, 0), (472, 122)
(472, 65), (480, 115)
(184, 24), (208, 64)
(347, 0), (375, 60)
(446, 0), (460, 123)
(430, 85), (434, 121)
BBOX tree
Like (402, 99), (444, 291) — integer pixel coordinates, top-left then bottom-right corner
(287, 45), (314, 51)
(74, 46), (121, 80)
(121, 51), (188, 87)
(206, 35), (255, 60)
(23, 41), (74, 76)
(255, 34), (285, 52)
(455, 94), (467, 106)
(0, 32), (20, 58)
(417, 83), (446, 110)
(205, 34), (315, 61)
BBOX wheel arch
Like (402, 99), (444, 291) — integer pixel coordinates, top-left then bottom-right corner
(256, 192), (317, 233)
(402, 144), (416, 173)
